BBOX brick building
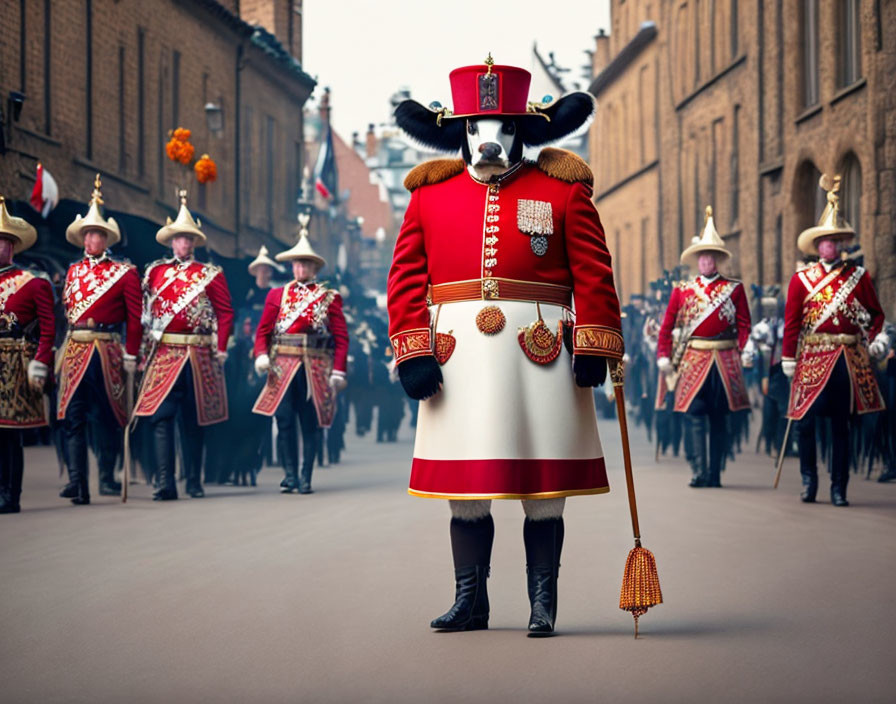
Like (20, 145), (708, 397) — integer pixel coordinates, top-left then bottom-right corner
(1, 0), (315, 278)
(590, 0), (896, 316)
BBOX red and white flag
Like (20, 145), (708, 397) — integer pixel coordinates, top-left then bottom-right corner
(30, 163), (59, 218)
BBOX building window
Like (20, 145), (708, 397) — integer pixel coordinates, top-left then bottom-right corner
(43, 0), (51, 135)
(839, 153), (861, 238)
(118, 45), (126, 174)
(137, 28), (145, 178)
(730, 105), (740, 226)
(172, 50), (181, 127)
(795, 160), (823, 235)
(730, 0), (739, 58)
(19, 0), (26, 92)
(86, 0), (93, 158)
(265, 116), (275, 230)
(801, 0), (819, 107)
(838, 0), (861, 87)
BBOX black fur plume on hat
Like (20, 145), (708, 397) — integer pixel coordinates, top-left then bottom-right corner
(394, 92), (595, 153)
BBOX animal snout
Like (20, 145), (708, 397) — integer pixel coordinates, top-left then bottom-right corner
(478, 142), (502, 160)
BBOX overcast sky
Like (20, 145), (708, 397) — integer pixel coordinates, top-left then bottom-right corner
(303, 0), (611, 139)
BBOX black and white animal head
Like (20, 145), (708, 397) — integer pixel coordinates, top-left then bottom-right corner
(463, 118), (523, 179)
(394, 92), (596, 176)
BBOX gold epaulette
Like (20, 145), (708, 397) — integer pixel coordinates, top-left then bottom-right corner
(535, 148), (593, 186)
(404, 159), (466, 191)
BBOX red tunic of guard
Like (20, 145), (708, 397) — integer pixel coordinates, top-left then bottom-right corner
(251, 281), (349, 427)
(657, 275), (751, 413)
(782, 261), (885, 420)
(133, 258), (234, 425)
(57, 254), (142, 427)
(387, 152), (623, 499)
(0, 266), (55, 428)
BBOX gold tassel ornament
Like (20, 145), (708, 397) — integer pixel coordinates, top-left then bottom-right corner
(610, 359), (663, 637)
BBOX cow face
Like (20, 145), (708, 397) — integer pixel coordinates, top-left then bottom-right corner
(464, 118), (521, 179)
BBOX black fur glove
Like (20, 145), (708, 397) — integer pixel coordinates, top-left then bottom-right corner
(397, 355), (444, 400)
(573, 355), (608, 387)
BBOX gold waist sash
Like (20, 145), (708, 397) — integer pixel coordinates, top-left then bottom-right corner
(160, 332), (214, 346)
(803, 333), (858, 346)
(688, 338), (737, 350)
(273, 333), (331, 356)
(70, 330), (119, 343)
(429, 278), (572, 308)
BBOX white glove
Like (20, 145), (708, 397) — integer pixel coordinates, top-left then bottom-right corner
(122, 353), (137, 374)
(254, 353), (270, 375)
(782, 359), (796, 378)
(741, 350), (753, 368)
(329, 371), (347, 392)
(657, 357), (672, 373)
(27, 359), (48, 391)
(215, 350), (229, 365)
(868, 333), (890, 360)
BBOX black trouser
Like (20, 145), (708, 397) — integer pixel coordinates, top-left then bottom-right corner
(64, 354), (121, 494)
(798, 356), (851, 495)
(274, 371), (319, 489)
(682, 366), (729, 484)
(150, 363), (204, 495)
(0, 429), (25, 509)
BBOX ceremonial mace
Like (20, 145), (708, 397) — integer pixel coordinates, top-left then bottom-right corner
(609, 359), (663, 637)
(773, 418), (794, 489)
(121, 367), (135, 502)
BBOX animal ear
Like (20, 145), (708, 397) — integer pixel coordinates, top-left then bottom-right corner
(518, 92), (595, 146)
(394, 100), (466, 153)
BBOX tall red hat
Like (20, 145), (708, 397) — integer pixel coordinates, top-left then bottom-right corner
(393, 54), (596, 152)
(445, 58), (536, 119)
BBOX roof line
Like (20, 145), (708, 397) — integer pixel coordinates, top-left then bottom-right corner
(588, 22), (658, 97)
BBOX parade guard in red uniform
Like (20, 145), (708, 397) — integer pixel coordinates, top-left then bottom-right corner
(57, 176), (142, 505)
(388, 57), (623, 635)
(782, 175), (886, 506)
(252, 216), (348, 494)
(657, 207), (751, 488)
(0, 197), (55, 513)
(134, 191), (233, 500)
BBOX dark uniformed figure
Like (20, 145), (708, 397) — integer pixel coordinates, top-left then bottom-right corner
(782, 175), (887, 506)
(252, 217), (349, 494)
(57, 176), (142, 504)
(657, 207), (751, 488)
(0, 197), (55, 513)
(133, 191), (234, 500)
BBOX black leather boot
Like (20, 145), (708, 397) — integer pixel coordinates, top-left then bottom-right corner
(800, 472), (818, 503)
(0, 434), (23, 513)
(707, 414), (726, 487)
(97, 427), (122, 495)
(298, 434), (315, 494)
(431, 515), (494, 631)
(152, 421), (178, 501)
(830, 485), (849, 507)
(65, 427), (90, 505)
(524, 517), (563, 636)
(684, 414), (709, 487)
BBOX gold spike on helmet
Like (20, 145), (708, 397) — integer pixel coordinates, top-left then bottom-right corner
(66, 174), (122, 247)
(155, 189), (207, 246)
(275, 213), (326, 268)
(0, 195), (38, 254)
(679, 206), (731, 267)
(247, 244), (284, 275)
(797, 174), (855, 254)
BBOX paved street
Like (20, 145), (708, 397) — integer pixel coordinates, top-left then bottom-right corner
(1, 411), (895, 704)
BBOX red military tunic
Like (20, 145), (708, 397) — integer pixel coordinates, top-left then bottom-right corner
(782, 261), (885, 419)
(387, 149), (623, 500)
(657, 274), (751, 413)
(0, 265), (55, 428)
(57, 254), (142, 426)
(251, 281), (349, 427)
(133, 257), (234, 425)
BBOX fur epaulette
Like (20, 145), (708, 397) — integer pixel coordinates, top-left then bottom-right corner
(536, 148), (593, 186)
(404, 159), (465, 192)
(22, 266), (50, 282)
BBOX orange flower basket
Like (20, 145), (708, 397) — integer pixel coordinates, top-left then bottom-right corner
(195, 154), (217, 184)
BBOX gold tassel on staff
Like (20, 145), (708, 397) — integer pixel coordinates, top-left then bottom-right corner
(609, 359), (663, 638)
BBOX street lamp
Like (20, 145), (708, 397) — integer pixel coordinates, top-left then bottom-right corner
(8, 92), (26, 122)
(204, 102), (224, 135)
